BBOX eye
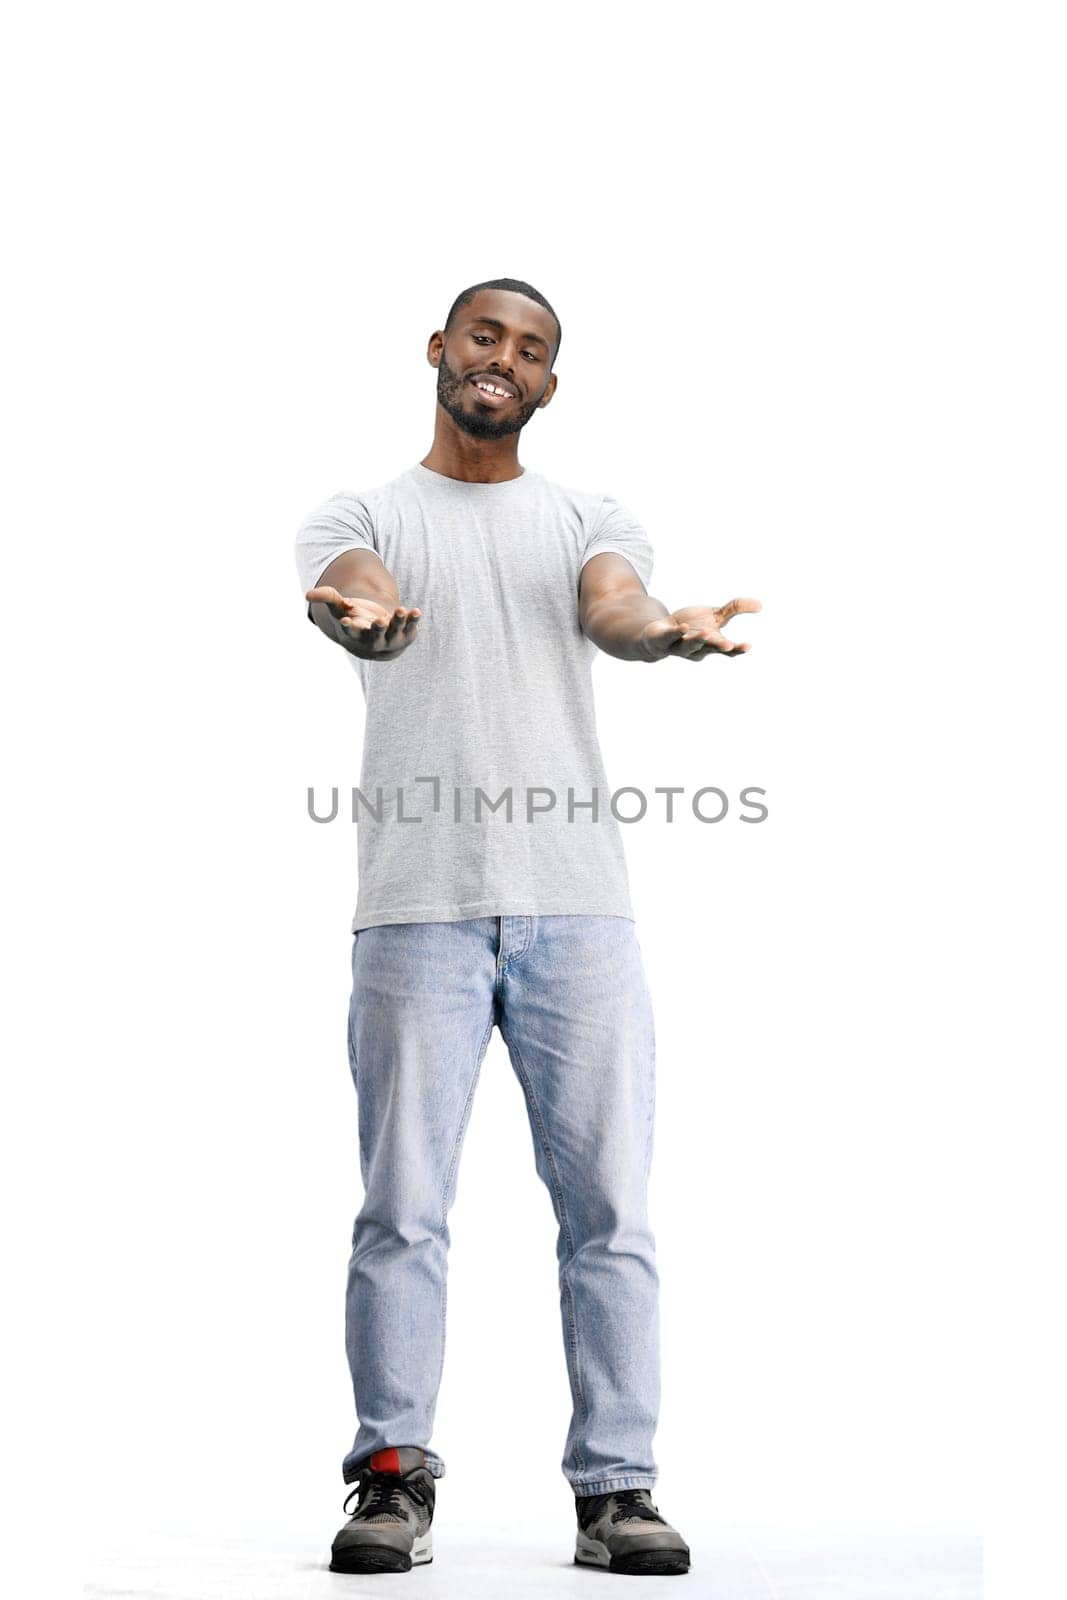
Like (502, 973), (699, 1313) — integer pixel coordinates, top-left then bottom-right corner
(472, 334), (492, 344)
(522, 350), (540, 361)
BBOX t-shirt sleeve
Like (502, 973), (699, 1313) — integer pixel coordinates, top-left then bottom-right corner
(295, 492), (380, 622)
(580, 494), (655, 591)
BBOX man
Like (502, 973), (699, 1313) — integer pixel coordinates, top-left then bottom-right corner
(295, 277), (760, 1577)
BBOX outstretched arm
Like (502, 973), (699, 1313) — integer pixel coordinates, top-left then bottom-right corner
(306, 548), (421, 662)
(579, 552), (761, 663)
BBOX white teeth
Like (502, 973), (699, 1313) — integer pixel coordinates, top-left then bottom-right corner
(476, 381), (510, 397)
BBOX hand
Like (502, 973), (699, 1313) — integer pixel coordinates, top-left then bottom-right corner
(306, 586), (422, 659)
(637, 598), (762, 662)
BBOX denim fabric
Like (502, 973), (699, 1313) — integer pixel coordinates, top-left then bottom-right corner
(341, 914), (660, 1495)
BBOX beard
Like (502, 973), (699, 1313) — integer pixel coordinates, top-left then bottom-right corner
(436, 352), (544, 439)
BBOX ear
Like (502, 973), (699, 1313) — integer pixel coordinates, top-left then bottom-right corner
(538, 370), (558, 409)
(427, 329), (444, 367)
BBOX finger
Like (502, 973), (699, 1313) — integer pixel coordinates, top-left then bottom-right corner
(402, 610), (421, 633)
(651, 620), (690, 651)
(676, 616), (748, 653)
(342, 614), (390, 641)
(337, 609), (380, 631)
(667, 629), (708, 657)
(714, 597), (763, 624)
(383, 607), (408, 644)
(697, 639), (750, 657)
(306, 585), (354, 618)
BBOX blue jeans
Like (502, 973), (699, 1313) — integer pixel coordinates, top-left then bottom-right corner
(341, 914), (661, 1495)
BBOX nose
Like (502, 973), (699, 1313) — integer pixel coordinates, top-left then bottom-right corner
(487, 341), (517, 378)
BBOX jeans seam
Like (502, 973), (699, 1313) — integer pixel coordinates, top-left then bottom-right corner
(347, 1007), (358, 1079)
(433, 1010), (496, 1413)
(347, 935), (360, 1080)
(644, 1019), (656, 1175)
(498, 914), (534, 977)
(503, 1028), (588, 1479)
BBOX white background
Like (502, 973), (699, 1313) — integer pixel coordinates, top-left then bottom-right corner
(4, 3), (1064, 1597)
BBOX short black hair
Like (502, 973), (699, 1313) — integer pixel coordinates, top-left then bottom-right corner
(444, 278), (561, 363)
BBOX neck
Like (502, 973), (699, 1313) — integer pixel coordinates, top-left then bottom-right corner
(421, 409), (524, 483)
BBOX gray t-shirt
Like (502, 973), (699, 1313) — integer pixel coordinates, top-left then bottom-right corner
(294, 461), (655, 933)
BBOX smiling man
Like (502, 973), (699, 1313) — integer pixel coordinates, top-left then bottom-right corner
(295, 277), (760, 1577)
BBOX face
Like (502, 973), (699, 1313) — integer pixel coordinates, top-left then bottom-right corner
(429, 288), (558, 440)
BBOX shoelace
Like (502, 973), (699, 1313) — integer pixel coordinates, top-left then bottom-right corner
(580, 1488), (664, 1526)
(610, 1490), (664, 1525)
(344, 1469), (429, 1524)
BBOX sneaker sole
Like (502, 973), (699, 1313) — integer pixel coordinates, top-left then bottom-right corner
(575, 1531), (689, 1575)
(330, 1530), (433, 1573)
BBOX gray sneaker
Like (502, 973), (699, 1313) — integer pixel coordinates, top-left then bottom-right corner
(329, 1446), (435, 1573)
(575, 1488), (690, 1575)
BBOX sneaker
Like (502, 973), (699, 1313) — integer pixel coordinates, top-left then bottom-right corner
(575, 1487), (690, 1575)
(329, 1446), (436, 1573)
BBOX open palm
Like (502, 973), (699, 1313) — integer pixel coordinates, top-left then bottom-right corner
(306, 585), (422, 659)
(638, 598), (762, 662)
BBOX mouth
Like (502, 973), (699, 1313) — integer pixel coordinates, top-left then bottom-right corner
(468, 375), (518, 406)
